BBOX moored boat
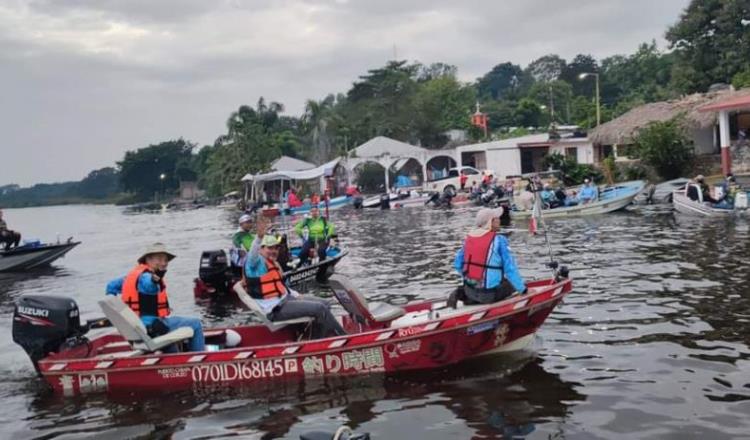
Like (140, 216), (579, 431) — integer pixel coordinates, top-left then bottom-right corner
(13, 270), (571, 396)
(194, 246), (348, 299)
(512, 180), (645, 219)
(0, 239), (80, 272)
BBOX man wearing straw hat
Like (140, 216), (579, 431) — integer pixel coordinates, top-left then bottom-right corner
(106, 243), (205, 352)
(450, 208), (527, 307)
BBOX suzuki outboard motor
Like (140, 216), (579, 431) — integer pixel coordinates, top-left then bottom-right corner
(12, 295), (85, 372)
(199, 249), (231, 289)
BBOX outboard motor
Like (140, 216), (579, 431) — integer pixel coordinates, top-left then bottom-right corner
(199, 250), (231, 290)
(379, 193), (391, 210)
(12, 295), (85, 372)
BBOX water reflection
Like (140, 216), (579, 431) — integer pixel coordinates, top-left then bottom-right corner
(20, 350), (583, 439)
(1, 204), (750, 439)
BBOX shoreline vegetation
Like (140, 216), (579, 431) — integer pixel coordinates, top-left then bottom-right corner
(2, 0), (747, 209)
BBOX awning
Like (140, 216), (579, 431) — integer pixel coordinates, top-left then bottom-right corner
(699, 95), (750, 112)
(241, 158), (340, 182)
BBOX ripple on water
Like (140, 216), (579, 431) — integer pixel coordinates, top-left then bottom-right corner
(0, 204), (749, 438)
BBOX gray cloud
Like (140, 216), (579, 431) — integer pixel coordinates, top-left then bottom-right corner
(0, 0), (690, 186)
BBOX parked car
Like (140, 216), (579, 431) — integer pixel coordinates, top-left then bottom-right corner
(424, 166), (486, 193)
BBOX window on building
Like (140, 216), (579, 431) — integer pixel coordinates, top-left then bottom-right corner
(565, 147), (578, 162)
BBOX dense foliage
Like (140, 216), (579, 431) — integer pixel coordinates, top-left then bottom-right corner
(633, 118), (695, 180)
(0, 167), (121, 208)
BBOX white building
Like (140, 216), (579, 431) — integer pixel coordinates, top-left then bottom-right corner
(343, 133), (596, 186)
(456, 133), (595, 178)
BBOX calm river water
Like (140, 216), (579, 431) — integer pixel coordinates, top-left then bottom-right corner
(1, 204), (749, 439)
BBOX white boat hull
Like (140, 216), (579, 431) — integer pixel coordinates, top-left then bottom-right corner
(672, 192), (737, 217)
(0, 242), (80, 272)
(513, 180), (645, 219)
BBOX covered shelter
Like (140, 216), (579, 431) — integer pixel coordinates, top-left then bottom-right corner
(344, 136), (459, 189)
(271, 155), (316, 172)
(590, 88), (750, 162)
(241, 159), (341, 203)
(699, 93), (750, 174)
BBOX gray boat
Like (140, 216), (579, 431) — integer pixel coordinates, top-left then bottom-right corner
(0, 239), (80, 272)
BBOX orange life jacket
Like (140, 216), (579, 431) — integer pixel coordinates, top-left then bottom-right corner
(462, 231), (503, 285)
(122, 264), (170, 318)
(246, 258), (288, 300)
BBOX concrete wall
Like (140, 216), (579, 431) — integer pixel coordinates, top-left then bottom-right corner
(485, 147), (522, 179)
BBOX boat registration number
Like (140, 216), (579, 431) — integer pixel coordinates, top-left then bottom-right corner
(191, 359), (295, 383)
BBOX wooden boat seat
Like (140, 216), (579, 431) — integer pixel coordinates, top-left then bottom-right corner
(98, 297), (194, 352)
(328, 275), (406, 326)
(233, 282), (313, 332)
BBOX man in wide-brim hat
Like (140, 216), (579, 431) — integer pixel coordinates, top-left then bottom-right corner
(106, 242), (205, 352)
(449, 208), (527, 307)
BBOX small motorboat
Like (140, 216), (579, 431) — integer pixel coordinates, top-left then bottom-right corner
(0, 239), (80, 272)
(261, 196), (354, 217)
(672, 189), (748, 216)
(635, 178), (690, 204)
(194, 245), (348, 299)
(13, 266), (571, 396)
(512, 180), (646, 219)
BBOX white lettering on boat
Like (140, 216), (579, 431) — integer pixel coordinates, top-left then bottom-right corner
(158, 367), (191, 379)
(79, 373), (108, 394)
(384, 340), (422, 359)
(286, 267), (318, 285)
(18, 306), (49, 317)
(190, 359), (287, 383)
(302, 347), (385, 375)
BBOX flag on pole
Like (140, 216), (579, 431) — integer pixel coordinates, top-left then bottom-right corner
(529, 192), (543, 235)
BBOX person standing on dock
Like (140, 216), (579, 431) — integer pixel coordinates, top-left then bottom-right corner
(450, 208), (527, 307)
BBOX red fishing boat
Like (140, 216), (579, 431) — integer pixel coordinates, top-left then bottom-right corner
(13, 269), (571, 397)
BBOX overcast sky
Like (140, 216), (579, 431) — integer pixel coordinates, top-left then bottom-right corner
(0, 0), (691, 186)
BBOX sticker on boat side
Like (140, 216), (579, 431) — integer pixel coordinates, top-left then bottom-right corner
(301, 347), (385, 375)
(191, 359), (292, 383)
(158, 367), (191, 379)
(466, 319), (500, 335)
(384, 340), (422, 359)
(60, 373), (108, 395)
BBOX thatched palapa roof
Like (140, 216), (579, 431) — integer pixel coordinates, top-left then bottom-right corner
(590, 88), (750, 145)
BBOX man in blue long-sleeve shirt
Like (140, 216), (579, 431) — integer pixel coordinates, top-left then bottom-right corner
(452, 208), (526, 305)
(106, 243), (205, 352)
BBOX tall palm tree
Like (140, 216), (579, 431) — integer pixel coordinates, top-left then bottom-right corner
(303, 95), (337, 164)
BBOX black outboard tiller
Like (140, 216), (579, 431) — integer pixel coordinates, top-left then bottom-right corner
(379, 193), (391, 210)
(12, 295), (104, 373)
(198, 249), (232, 291)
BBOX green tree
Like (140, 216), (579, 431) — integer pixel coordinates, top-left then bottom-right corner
(302, 95), (339, 164)
(732, 68), (750, 89)
(78, 167), (120, 199)
(477, 62), (525, 100)
(667, 0), (750, 92)
(633, 117), (694, 179)
(528, 80), (573, 124)
(561, 54), (599, 97)
(205, 100), (286, 196)
(413, 75), (476, 147)
(514, 98), (543, 127)
(117, 139), (195, 200)
(526, 54), (566, 83)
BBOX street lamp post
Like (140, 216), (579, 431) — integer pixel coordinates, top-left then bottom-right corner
(159, 173), (166, 202)
(579, 72), (600, 126)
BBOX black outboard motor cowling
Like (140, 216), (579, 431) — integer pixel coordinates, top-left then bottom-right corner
(13, 295), (83, 372)
(199, 249), (230, 286)
(379, 193), (391, 210)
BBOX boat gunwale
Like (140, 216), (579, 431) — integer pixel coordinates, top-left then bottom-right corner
(38, 278), (571, 375)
